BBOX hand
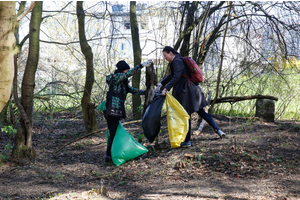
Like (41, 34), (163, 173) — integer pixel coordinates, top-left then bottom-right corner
(155, 83), (162, 92)
(161, 88), (167, 96)
(141, 60), (153, 67)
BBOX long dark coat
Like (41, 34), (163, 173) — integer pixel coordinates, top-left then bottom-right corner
(161, 54), (208, 115)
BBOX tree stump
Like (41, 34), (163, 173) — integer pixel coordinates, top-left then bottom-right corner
(255, 99), (275, 122)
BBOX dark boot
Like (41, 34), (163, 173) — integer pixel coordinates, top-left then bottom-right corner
(104, 155), (112, 163)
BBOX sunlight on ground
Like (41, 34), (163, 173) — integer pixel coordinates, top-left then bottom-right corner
(48, 189), (109, 200)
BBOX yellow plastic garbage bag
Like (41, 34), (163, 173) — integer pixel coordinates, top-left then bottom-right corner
(165, 92), (190, 148)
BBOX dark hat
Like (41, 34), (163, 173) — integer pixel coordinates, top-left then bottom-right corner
(115, 60), (130, 73)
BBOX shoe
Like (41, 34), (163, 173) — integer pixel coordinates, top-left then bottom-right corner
(104, 155), (112, 163)
(216, 130), (226, 139)
(180, 141), (191, 148)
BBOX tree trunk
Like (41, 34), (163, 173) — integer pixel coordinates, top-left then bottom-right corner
(193, 2), (212, 62)
(143, 63), (156, 113)
(130, 1), (142, 120)
(180, 1), (198, 57)
(174, 2), (225, 51)
(0, 101), (10, 124)
(12, 1), (42, 158)
(0, 2), (15, 113)
(76, 1), (97, 133)
(0, 1), (26, 122)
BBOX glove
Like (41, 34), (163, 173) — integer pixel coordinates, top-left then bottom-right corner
(161, 88), (167, 96)
(155, 83), (162, 92)
(141, 60), (153, 68)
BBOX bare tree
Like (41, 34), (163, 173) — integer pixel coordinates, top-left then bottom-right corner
(12, 1), (43, 158)
(76, 1), (97, 133)
(130, 1), (142, 119)
(210, 1), (232, 112)
(179, 1), (198, 57)
(163, 1), (300, 118)
(8, 1), (300, 125)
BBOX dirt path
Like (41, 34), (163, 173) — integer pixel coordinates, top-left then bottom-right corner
(0, 116), (299, 200)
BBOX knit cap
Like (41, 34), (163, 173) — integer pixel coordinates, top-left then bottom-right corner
(115, 60), (130, 73)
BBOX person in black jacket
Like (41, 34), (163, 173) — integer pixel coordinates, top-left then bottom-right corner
(156, 46), (225, 147)
(104, 60), (153, 162)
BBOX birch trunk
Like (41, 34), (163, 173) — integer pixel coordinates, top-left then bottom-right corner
(0, 2), (15, 112)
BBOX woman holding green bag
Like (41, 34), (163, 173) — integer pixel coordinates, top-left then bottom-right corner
(103, 60), (153, 162)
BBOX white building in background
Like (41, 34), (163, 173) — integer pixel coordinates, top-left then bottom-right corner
(98, 2), (177, 63)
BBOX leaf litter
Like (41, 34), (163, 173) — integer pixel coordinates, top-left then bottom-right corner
(0, 115), (299, 199)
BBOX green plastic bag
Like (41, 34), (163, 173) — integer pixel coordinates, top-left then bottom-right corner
(166, 92), (190, 148)
(110, 122), (148, 166)
(97, 100), (106, 111)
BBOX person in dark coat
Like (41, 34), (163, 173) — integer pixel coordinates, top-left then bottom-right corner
(157, 46), (225, 147)
(103, 60), (153, 162)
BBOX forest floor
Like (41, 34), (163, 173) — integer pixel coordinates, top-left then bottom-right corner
(0, 113), (300, 200)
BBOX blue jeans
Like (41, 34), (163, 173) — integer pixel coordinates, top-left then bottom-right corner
(184, 108), (219, 142)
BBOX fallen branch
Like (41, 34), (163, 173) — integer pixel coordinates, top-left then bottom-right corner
(54, 119), (142, 154)
(212, 114), (260, 121)
(210, 95), (278, 104)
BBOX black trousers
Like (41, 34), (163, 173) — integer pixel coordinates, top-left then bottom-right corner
(105, 114), (120, 157)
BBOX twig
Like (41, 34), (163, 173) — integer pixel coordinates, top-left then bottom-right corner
(53, 119), (142, 154)
(54, 127), (107, 154)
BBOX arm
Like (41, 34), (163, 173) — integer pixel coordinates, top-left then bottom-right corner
(164, 59), (185, 91)
(127, 85), (145, 95)
(161, 73), (172, 86)
(114, 64), (143, 84)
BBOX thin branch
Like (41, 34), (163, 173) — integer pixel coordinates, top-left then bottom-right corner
(16, 1), (36, 22)
(210, 2), (232, 112)
(39, 35), (131, 46)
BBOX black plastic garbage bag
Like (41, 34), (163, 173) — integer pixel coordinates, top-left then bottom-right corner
(142, 94), (166, 143)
